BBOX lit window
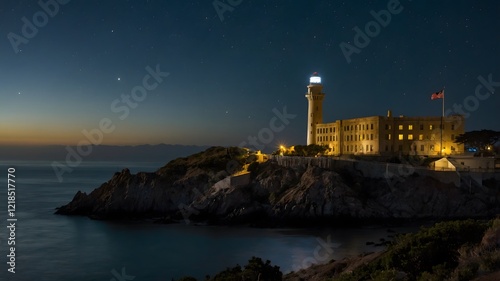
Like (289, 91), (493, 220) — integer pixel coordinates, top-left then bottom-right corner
(398, 134), (404, 140)
(388, 134), (392, 140)
(408, 125), (413, 130)
(408, 134), (413, 140)
(429, 125), (434, 130)
(398, 125), (403, 130)
(418, 134), (424, 141)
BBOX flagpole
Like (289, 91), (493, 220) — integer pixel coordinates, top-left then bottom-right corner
(442, 88), (445, 117)
(440, 88), (445, 156)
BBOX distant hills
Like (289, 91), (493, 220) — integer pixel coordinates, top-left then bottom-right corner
(0, 144), (211, 162)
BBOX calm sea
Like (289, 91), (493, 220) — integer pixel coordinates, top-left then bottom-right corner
(0, 161), (417, 281)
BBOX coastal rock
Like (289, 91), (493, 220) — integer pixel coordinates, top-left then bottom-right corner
(56, 147), (500, 223)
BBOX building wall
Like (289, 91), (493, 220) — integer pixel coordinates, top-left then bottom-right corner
(311, 114), (465, 156)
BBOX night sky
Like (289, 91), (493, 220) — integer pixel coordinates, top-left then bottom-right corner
(1, 0), (499, 149)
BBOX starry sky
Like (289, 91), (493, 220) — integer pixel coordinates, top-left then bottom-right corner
(1, 0), (499, 148)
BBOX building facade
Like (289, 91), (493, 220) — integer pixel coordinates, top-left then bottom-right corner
(306, 73), (465, 156)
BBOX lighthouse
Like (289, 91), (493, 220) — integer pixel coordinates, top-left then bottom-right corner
(305, 72), (325, 145)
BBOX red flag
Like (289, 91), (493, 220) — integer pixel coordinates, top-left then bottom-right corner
(431, 89), (444, 100)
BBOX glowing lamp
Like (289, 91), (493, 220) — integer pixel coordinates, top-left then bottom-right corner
(310, 76), (321, 84)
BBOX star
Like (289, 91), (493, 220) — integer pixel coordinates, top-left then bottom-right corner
(117, 78), (121, 81)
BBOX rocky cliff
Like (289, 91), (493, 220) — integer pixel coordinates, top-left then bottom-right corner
(56, 147), (500, 223)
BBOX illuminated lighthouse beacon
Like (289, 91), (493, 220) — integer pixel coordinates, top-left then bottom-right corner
(305, 72), (325, 145)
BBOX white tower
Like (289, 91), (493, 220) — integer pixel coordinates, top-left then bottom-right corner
(305, 72), (325, 145)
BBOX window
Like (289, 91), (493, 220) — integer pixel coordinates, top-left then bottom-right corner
(398, 134), (404, 140)
(370, 134), (374, 140)
(366, 144), (369, 152)
(355, 145), (357, 152)
(388, 134), (392, 140)
(420, 145), (424, 151)
(408, 134), (413, 140)
(346, 145), (349, 152)
(330, 128), (332, 133)
(398, 125), (403, 130)
(451, 134), (455, 141)
(408, 125), (413, 130)
(420, 124), (424, 130)
(430, 145), (435, 151)
(330, 136), (332, 141)
(370, 145), (373, 151)
(371, 124), (374, 130)
(418, 134), (424, 141)
(451, 124), (455, 130)
(429, 125), (434, 130)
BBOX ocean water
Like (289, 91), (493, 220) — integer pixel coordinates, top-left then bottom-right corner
(0, 161), (417, 280)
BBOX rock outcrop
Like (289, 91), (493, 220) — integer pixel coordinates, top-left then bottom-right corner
(56, 147), (500, 224)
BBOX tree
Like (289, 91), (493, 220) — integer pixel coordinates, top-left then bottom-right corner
(454, 130), (500, 152)
(285, 144), (328, 157)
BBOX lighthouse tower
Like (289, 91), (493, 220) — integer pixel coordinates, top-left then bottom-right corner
(305, 72), (325, 145)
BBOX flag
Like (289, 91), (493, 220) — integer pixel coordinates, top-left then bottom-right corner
(431, 89), (444, 100)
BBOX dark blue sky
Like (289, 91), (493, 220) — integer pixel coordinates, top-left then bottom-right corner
(1, 0), (499, 148)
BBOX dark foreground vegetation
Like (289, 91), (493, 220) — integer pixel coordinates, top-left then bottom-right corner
(176, 218), (500, 281)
